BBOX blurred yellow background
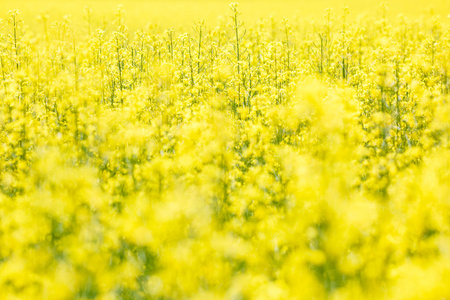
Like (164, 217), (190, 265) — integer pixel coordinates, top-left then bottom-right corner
(2, 0), (449, 29)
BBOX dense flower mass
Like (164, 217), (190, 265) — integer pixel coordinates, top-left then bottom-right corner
(0, 3), (450, 299)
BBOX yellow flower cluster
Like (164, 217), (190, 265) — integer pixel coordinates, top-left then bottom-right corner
(1, 3), (450, 299)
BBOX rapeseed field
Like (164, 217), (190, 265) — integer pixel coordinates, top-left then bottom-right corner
(1, 0), (450, 299)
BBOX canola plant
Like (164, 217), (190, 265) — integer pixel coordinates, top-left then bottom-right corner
(0, 2), (450, 299)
